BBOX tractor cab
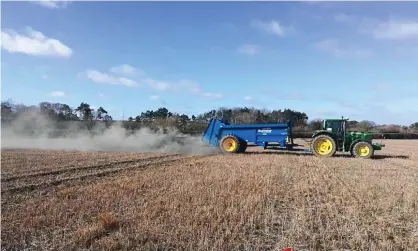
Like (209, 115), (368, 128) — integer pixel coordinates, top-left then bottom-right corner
(321, 118), (347, 139)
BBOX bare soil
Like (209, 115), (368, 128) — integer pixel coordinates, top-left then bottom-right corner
(1, 139), (417, 250)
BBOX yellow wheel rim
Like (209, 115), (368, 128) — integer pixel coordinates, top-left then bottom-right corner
(314, 138), (333, 155)
(356, 145), (370, 157)
(222, 138), (237, 152)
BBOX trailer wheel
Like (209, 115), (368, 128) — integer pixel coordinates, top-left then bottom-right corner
(219, 135), (240, 153)
(238, 140), (247, 153)
(310, 134), (336, 157)
(352, 141), (374, 159)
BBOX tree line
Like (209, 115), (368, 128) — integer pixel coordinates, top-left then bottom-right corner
(1, 100), (418, 139)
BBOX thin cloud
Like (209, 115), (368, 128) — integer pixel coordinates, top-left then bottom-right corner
(176, 80), (201, 93)
(145, 77), (223, 99)
(313, 38), (372, 58)
(109, 64), (141, 76)
(50, 91), (65, 97)
(33, 0), (71, 9)
(86, 69), (139, 87)
(1, 27), (72, 57)
(144, 79), (222, 99)
(85, 65), (223, 99)
(363, 18), (418, 40)
(149, 95), (167, 106)
(250, 19), (293, 37)
(244, 96), (253, 104)
(372, 84), (390, 90)
(149, 95), (160, 101)
(144, 78), (206, 97)
(334, 13), (358, 24)
(143, 78), (171, 91)
(335, 14), (418, 41)
(203, 92), (223, 99)
(237, 44), (260, 55)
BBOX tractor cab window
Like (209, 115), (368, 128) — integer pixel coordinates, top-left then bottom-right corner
(325, 120), (343, 135)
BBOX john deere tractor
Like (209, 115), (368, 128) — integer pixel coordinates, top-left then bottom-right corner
(310, 117), (385, 158)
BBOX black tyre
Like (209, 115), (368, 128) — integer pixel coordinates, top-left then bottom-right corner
(310, 134), (337, 157)
(238, 140), (248, 153)
(352, 141), (374, 159)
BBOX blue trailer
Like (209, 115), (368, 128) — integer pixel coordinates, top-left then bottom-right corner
(202, 117), (297, 153)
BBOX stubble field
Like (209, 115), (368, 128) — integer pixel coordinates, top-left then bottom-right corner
(1, 139), (418, 251)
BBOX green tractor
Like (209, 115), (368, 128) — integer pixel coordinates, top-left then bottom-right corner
(310, 117), (385, 158)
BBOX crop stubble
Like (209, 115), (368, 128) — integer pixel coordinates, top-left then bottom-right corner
(1, 153), (194, 193)
(1, 150), (173, 176)
(1, 139), (418, 250)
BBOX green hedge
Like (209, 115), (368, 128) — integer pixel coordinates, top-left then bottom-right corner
(372, 133), (418, 140)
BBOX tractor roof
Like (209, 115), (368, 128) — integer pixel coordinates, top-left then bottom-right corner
(323, 118), (349, 121)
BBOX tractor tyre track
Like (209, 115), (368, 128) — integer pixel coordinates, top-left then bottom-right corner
(1, 154), (209, 194)
(1, 153), (180, 182)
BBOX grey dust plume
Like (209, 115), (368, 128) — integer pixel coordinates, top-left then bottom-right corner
(1, 111), (219, 155)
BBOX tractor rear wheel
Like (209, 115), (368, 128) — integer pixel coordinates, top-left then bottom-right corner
(352, 141), (374, 159)
(310, 134), (336, 157)
(219, 135), (241, 153)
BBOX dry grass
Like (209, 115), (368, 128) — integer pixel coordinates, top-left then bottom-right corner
(1, 140), (418, 250)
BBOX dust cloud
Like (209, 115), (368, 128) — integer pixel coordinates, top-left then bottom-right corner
(1, 111), (219, 155)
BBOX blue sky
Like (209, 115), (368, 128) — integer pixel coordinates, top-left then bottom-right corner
(1, 1), (418, 125)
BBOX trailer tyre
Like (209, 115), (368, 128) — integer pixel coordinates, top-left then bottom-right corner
(219, 135), (241, 153)
(352, 141), (374, 159)
(238, 140), (247, 153)
(310, 134), (336, 157)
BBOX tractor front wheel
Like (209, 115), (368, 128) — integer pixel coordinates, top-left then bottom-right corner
(219, 135), (241, 153)
(310, 134), (337, 157)
(352, 141), (374, 159)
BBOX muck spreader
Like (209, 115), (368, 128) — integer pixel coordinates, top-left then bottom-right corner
(201, 116), (385, 158)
